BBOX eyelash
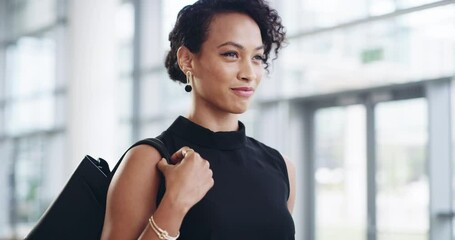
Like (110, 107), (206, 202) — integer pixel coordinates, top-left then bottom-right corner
(254, 55), (266, 62)
(221, 51), (238, 58)
(221, 51), (265, 62)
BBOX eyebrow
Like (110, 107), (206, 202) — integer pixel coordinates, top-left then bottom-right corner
(217, 41), (264, 50)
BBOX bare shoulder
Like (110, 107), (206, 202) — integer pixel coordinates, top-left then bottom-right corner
(108, 144), (163, 203)
(281, 155), (296, 178)
(281, 155), (296, 213)
(102, 144), (163, 239)
(116, 144), (163, 175)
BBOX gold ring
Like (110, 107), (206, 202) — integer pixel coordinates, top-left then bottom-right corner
(182, 148), (193, 158)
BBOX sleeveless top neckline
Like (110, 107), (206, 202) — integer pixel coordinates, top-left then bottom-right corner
(168, 116), (246, 150)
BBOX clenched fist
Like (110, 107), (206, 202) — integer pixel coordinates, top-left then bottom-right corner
(157, 147), (214, 213)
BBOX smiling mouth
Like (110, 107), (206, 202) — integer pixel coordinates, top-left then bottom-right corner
(231, 87), (255, 97)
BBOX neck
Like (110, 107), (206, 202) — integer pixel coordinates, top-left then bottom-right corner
(187, 102), (239, 132)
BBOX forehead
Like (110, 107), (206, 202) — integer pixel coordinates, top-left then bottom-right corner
(205, 12), (263, 47)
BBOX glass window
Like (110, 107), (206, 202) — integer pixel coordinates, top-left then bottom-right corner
(161, 0), (197, 50)
(278, 4), (455, 97)
(0, 141), (13, 237)
(376, 98), (429, 240)
(115, 2), (135, 145)
(140, 70), (190, 120)
(14, 138), (45, 225)
(140, 71), (165, 119)
(368, 0), (396, 16)
(118, 77), (133, 120)
(116, 2), (134, 75)
(0, 106), (4, 136)
(139, 119), (173, 140)
(8, 0), (58, 37)
(4, 34), (57, 135)
(5, 36), (56, 99)
(5, 95), (56, 135)
(285, 0), (368, 33)
(314, 105), (367, 240)
(1, 0), (64, 239)
(0, 39), (5, 137)
(9, 133), (65, 237)
(397, 0), (440, 9)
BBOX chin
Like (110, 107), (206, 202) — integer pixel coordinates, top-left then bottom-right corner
(229, 105), (249, 114)
(231, 109), (247, 114)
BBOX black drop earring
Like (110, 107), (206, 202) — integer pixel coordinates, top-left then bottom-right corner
(185, 84), (192, 92)
(185, 71), (193, 92)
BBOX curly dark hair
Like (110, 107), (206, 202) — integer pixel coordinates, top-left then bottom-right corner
(164, 0), (286, 84)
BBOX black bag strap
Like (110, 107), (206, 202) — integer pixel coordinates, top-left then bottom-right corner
(110, 135), (171, 179)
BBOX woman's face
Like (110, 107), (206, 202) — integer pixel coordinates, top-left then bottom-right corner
(191, 12), (264, 115)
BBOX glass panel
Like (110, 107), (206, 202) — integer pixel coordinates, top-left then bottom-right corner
(14, 137), (46, 235)
(54, 93), (66, 129)
(369, 0), (396, 16)
(376, 98), (428, 240)
(0, 107), (4, 136)
(0, 48), (5, 98)
(118, 77), (133, 120)
(280, 0), (441, 35)
(116, 2), (134, 75)
(161, 0), (197, 48)
(0, 141), (13, 238)
(278, 4), (455, 96)
(140, 71), (165, 119)
(315, 105), (367, 240)
(5, 35), (56, 99)
(8, 0), (58, 36)
(11, 134), (63, 238)
(5, 95), (56, 135)
(139, 120), (168, 140)
(140, 70), (189, 119)
(286, 0), (368, 33)
(116, 121), (132, 160)
(397, 0), (439, 9)
(278, 0), (302, 36)
(41, 133), (66, 202)
(4, 33), (57, 135)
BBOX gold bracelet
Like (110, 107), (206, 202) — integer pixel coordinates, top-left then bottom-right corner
(148, 215), (180, 240)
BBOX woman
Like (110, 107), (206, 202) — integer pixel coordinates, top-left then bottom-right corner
(101, 0), (295, 239)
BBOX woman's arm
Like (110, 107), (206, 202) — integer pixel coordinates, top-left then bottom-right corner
(283, 157), (296, 213)
(101, 146), (213, 240)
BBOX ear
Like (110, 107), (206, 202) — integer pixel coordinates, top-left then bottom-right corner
(177, 46), (194, 74)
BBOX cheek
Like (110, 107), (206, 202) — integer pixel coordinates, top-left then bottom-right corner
(195, 66), (228, 94)
(203, 65), (235, 86)
(256, 67), (264, 84)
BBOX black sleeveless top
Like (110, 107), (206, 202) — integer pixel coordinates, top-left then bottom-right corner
(158, 116), (295, 240)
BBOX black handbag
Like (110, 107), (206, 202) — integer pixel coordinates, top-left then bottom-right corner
(25, 137), (170, 240)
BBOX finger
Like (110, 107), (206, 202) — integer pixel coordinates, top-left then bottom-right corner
(204, 177), (215, 190)
(183, 149), (195, 158)
(171, 147), (193, 162)
(156, 158), (170, 172)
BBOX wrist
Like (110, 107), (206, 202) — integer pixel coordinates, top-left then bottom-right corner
(159, 193), (190, 219)
(151, 194), (187, 239)
(157, 193), (190, 220)
(149, 215), (180, 240)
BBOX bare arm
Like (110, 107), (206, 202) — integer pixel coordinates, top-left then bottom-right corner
(283, 156), (296, 213)
(101, 146), (213, 240)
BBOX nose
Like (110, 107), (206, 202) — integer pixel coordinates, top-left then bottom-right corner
(238, 59), (257, 82)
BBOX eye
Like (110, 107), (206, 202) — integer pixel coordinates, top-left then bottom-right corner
(253, 54), (266, 63)
(220, 51), (239, 58)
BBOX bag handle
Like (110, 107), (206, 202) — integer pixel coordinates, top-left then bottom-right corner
(110, 135), (171, 179)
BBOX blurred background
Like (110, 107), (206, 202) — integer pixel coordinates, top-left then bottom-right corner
(0, 0), (454, 239)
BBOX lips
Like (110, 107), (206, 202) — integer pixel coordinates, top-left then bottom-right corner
(231, 87), (255, 97)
